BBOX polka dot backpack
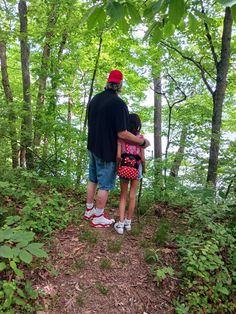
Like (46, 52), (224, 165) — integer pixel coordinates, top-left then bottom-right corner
(117, 143), (141, 180)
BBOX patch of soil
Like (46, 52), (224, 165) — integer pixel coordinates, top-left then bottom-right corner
(30, 208), (179, 314)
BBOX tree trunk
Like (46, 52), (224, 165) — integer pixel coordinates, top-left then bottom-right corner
(42, 30), (68, 164)
(154, 77), (162, 160)
(170, 125), (187, 177)
(34, 2), (59, 149)
(66, 95), (72, 178)
(164, 105), (173, 179)
(0, 40), (18, 168)
(83, 32), (103, 131)
(18, 0), (33, 169)
(207, 7), (233, 186)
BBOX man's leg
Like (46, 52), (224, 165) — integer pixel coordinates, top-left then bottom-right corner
(96, 189), (109, 210)
(87, 181), (97, 204)
(84, 181), (97, 220)
(84, 151), (98, 220)
(91, 188), (115, 227)
(89, 153), (116, 227)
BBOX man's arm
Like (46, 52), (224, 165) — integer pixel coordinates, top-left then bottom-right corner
(118, 130), (150, 149)
(116, 141), (122, 170)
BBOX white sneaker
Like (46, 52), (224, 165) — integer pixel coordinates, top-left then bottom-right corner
(91, 214), (115, 228)
(124, 219), (131, 231)
(83, 207), (95, 220)
(114, 222), (124, 235)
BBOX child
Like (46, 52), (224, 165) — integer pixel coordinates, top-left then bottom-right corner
(114, 113), (146, 235)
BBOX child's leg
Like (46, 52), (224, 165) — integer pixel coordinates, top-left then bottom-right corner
(119, 180), (129, 222)
(127, 179), (139, 220)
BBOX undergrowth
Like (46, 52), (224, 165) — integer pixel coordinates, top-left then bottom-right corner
(0, 169), (83, 313)
(175, 200), (236, 314)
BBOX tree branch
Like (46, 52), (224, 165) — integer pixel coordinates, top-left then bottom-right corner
(160, 40), (214, 95)
(200, 0), (218, 68)
(167, 73), (187, 106)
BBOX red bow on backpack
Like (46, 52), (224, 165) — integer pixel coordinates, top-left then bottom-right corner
(129, 159), (136, 166)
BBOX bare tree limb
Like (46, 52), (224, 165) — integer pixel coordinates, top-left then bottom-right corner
(167, 73), (187, 106)
(200, 0), (218, 68)
(160, 40), (214, 95)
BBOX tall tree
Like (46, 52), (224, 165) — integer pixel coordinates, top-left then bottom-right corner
(0, 40), (18, 168)
(153, 76), (162, 161)
(170, 125), (188, 177)
(18, 0), (33, 169)
(34, 1), (59, 150)
(206, 7), (233, 185)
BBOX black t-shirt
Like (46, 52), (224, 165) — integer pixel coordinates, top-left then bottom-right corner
(87, 89), (129, 162)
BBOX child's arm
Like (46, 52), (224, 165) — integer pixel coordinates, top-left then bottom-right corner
(141, 148), (146, 174)
(116, 141), (122, 170)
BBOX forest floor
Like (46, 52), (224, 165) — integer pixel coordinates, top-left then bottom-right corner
(28, 201), (182, 314)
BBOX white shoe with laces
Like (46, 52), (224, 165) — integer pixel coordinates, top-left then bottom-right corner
(83, 207), (96, 220)
(114, 222), (125, 235)
(91, 214), (115, 228)
(124, 218), (132, 231)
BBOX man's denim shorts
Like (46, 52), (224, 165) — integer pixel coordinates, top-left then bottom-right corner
(88, 151), (116, 190)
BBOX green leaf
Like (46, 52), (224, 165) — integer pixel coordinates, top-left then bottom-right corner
(118, 19), (129, 33)
(87, 6), (106, 29)
(26, 243), (48, 258)
(16, 241), (29, 248)
(169, 0), (185, 25)
(188, 13), (198, 32)
(107, 1), (125, 22)
(0, 261), (7, 271)
(10, 260), (24, 277)
(19, 250), (33, 264)
(217, 0), (236, 6)
(152, 26), (163, 44)
(0, 245), (13, 258)
(11, 247), (20, 257)
(143, 21), (159, 41)
(126, 2), (141, 24)
(12, 231), (35, 243)
(163, 22), (175, 37)
(143, 0), (164, 19)
(232, 4), (236, 21)
(0, 228), (14, 242)
(15, 297), (26, 306)
(4, 215), (21, 226)
(217, 285), (230, 295)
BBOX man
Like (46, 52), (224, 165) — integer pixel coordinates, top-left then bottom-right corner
(84, 70), (150, 227)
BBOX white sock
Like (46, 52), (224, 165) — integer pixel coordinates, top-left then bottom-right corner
(119, 221), (124, 226)
(95, 208), (104, 216)
(86, 203), (94, 209)
(125, 219), (131, 224)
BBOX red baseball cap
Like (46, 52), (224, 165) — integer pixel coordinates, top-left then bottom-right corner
(107, 70), (123, 83)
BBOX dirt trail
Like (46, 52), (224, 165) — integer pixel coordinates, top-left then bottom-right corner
(32, 209), (178, 314)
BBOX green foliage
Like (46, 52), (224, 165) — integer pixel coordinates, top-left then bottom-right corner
(153, 218), (171, 245)
(79, 230), (97, 244)
(73, 258), (86, 270)
(0, 170), (78, 312)
(155, 266), (174, 286)
(144, 248), (159, 264)
(217, 0), (236, 7)
(176, 201), (236, 313)
(100, 258), (112, 269)
(107, 240), (121, 253)
(169, 0), (185, 26)
(0, 221), (47, 312)
(95, 281), (109, 295)
(0, 280), (38, 314)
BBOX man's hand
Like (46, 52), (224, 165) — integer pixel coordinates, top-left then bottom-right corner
(118, 130), (151, 149)
(141, 138), (150, 149)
